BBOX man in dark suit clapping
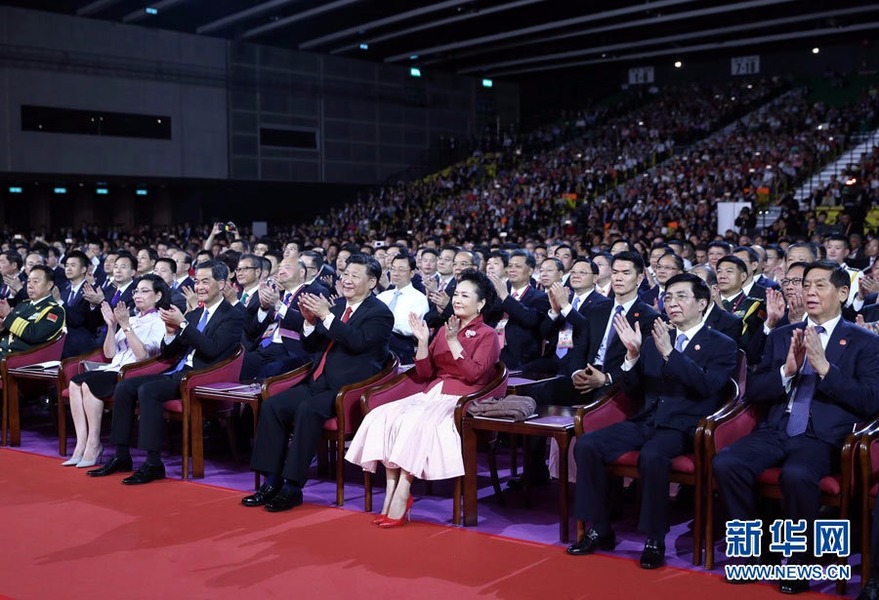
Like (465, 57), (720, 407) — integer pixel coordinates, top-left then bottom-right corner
(87, 259), (244, 484)
(567, 273), (737, 569)
(242, 254), (393, 512)
(713, 261), (879, 594)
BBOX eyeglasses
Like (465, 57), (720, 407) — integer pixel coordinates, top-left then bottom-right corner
(780, 277), (803, 286)
(664, 292), (696, 304)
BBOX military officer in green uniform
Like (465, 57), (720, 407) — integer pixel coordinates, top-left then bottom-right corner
(0, 265), (65, 357)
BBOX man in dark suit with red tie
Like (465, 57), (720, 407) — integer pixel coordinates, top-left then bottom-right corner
(567, 273), (737, 569)
(713, 261), (879, 594)
(242, 254), (393, 512)
(87, 259), (244, 484)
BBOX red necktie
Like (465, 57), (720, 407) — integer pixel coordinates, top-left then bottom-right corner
(311, 306), (352, 381)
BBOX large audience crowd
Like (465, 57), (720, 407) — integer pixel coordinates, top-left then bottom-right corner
(3, 75), (879, 598)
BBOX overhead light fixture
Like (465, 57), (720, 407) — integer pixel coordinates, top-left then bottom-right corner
(8, 187), (22, 194)
(812, 47), (820, 54)
(145, 7), (158, 15)
(674, 60), (682, 68)
(410, 67), (422, 78)
(359, 43), (368, 50)
(54, 187), (67, 194)
(409, 54), (419, 60)
(96, 188), (109, 195)
(481, 79), (493, 88)
(136, 189), (148, 196)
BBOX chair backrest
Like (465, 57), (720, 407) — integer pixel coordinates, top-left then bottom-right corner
(334, 353), (400, 433)
(0, 334), (67, 384)
(117, 353), (179, 382)
(360, 366), (429, 415)
(734, 348), (747, 400)
(58, 348), (106, 390)
(262, 361), (313, 398)
(574, 384), (639, 436)
(180, 344), (246, 393)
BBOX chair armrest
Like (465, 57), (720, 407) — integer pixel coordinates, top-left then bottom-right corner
(262, 361), (312, 398)
(179, 345), (245, 393)
(454, 363), (509, 430)
(573, 385), (637, 436)
(58, 348), (106, 390)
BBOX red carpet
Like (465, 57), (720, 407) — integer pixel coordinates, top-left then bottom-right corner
(0, 448), (832, 599)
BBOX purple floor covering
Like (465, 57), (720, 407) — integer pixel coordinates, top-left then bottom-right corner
(7, 406), (853, 597)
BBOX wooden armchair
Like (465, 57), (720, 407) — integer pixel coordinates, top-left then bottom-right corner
(360, 362), (508, 525)
(161, 345), (245, 479)
(320, 353), (400, 507)
(1, 334), (67, 446)
(189, 361), (313, 488)
(572, 378), (739, 567)
(57, 347), (106, 456)
(703, 403), (860, 594)
(856, 417), (879, 585)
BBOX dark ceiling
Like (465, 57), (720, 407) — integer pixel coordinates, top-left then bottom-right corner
(2, 0), (878, 80)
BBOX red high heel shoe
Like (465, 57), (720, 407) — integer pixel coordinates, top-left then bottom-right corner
(372, 514), (389, 525)
(378, 495), (414, 529)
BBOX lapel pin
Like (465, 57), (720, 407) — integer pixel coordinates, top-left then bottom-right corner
(839, 339), (847, 346)
(694, 344), (701, 351)
(634, 312), (640, 318)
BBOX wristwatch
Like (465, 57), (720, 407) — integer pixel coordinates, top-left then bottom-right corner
(179, 321), (188, 331)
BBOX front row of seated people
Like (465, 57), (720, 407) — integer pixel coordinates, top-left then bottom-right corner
(36, 249), (879, 594)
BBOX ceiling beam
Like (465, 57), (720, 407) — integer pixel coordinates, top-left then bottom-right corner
(490, 22), (879, 77)
(461, 3), (874, 74)
(384, 0), (703, 63)
(437, 0), (791, 68)
(330, 0), (545, 56)
(76, 0), (125, 16)
(299, 0), (477, 50)
(241, 0), (364, 41)
(196, 0), (307, 35)
(121, 0), (190, 24)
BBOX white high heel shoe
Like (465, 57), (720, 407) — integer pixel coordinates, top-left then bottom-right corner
(62, 450), (85, 466)
(76, 445), (104, 468)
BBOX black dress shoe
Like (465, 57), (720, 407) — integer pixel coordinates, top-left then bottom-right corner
(566, 528), (616, 556)
(241, 483), (280, 507)
(121, 462), (166, 485)
(639, 538), (666, 569)
(858, 577), (879, 600)
(86, 456), (133, 477)
(778, 578), (809, 595)
(265, 485), (303, 512)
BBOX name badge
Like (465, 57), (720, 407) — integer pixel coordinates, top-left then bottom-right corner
(557, 328), (574, 349)
(495, 318), (508, 347)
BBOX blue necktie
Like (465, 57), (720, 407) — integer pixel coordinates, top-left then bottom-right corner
(388, 290), (402, 312)
(674, 333), (687, 353)
(658, 291), (665, 313)
(168, 308), (210, 374)
(605, 305), (625, 349)
(786, 326), (825, 437)
(259, 293), (292, 348)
